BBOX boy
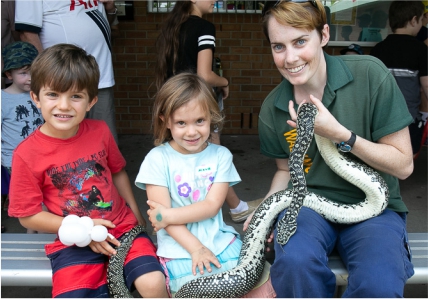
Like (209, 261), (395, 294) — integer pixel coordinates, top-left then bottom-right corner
(8, 44), (168, 298)
(371, 1), (428, 156)
(1, 41), (41, 233)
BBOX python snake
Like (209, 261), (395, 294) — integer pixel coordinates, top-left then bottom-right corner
(107, 225), (145, 298)
(174, 103), (389, 298)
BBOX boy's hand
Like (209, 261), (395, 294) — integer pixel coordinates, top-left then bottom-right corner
(89, 234), (120, 256)
(89, 219), (120, 256)
(190, 246), (221, 276)
(147, 200), (168, 231)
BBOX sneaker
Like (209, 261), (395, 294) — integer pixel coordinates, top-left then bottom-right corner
(229, 198), (265, 223)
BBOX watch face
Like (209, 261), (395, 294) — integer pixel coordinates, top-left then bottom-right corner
(338, 144), (352, 152)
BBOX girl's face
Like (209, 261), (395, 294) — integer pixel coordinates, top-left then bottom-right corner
(167, 98), (211, 155)
(191, 0), (215, 17)
(5, 67), (31, 93)
(268, 17), (329, 87)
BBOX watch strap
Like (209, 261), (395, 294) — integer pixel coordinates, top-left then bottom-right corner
(336, 131), (356, 152)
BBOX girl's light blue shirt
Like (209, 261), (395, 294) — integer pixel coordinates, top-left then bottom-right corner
(135, 142), (241, 259)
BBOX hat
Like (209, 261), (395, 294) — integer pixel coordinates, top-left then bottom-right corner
(2, 41), (38, 74)
(340, 43), (364, 55)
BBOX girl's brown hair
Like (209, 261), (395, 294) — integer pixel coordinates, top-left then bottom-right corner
(31, 43), (100, 101)
(152, 73), (224, 146)
(262, 0), (327, 42)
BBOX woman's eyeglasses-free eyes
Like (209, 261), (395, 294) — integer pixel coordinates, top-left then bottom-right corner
(262, 0), (319, 17)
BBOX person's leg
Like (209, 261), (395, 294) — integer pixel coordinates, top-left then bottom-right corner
(270, 207), (337, 297)
(87, 87), (119, 144)
(338, 209), (414, 298)
(209, 131), (263, 222)
(124, 233), (169, 297)
(47, 245), (110, 298)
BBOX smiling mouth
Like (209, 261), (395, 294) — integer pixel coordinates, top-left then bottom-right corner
(186, 137), (200, 143)
(287, 64), (306, 73)
(55, 114), (72, 119)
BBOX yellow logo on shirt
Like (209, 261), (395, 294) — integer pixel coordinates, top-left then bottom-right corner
(284, 129), (313, 173)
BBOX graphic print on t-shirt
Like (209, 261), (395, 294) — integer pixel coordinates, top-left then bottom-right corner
(15, 100), (43, 138)
(174, 164), (215, 203)
(46, 150), (113, 217)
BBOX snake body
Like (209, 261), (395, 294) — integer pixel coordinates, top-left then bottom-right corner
(174, 103), (389, 298)
(107, 225), (145, 298)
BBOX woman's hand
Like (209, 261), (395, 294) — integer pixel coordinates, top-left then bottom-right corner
(147, 200), (168, 231)
(190, 246), (221, 275)
(287, 95), (350, 144)
(89, 219), (120, 256)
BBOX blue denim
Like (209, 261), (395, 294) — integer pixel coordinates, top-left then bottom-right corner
(270, 207), (414, 298)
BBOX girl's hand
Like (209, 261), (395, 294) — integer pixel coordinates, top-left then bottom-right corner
(147, 200), (168, 231)
(190, 246), (221, 275)
(88, 219), (120, 256)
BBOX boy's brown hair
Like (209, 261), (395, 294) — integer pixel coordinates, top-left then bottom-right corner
(31, 43), (100, 101)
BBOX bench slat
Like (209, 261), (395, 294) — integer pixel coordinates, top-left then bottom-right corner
(2, 233), (427, 287)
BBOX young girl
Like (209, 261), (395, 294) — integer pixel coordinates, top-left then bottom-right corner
(135, 73), (275, 297)
(154, 0), (263, 224)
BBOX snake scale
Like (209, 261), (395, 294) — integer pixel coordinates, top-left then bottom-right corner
(106, 103), (389, 298)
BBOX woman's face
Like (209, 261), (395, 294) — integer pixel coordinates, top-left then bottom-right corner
(267, 17), (329, 87)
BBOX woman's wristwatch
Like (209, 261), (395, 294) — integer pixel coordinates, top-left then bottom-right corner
(336, 131), (356, 152)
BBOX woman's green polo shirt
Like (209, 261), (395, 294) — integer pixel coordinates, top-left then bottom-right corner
(259, 53), (413, 212)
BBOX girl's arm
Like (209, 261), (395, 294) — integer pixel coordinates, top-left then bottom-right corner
(197, 49), (229, 99)
(146, 182), (229, 230)
(146, 184), (221, 275)
(112, 168), (146, 226)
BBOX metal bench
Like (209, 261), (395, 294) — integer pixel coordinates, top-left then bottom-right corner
(2, 232), (427, 288)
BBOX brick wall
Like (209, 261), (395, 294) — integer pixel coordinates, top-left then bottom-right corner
(111, 1), (369, 135)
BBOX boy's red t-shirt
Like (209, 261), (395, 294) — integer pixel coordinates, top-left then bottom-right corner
(8, 119), (137, 251)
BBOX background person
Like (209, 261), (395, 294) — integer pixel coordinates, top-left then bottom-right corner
(371, 0), (428, 156)
(15, 0), (119, 144)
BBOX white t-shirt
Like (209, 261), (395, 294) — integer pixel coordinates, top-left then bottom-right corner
(135, 142), (241, 259)
(15, 0), (114, 89)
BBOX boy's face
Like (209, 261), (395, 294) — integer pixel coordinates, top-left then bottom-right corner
(5, 67), (31, 93)
(30, 86), (98, 139)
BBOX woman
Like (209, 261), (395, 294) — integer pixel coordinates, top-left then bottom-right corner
(244, 0), (415, 297)
(155, 0), (263, 224)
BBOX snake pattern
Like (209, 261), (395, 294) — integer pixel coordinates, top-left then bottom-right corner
(174, 103), (389, 298)
(107, 225), (145, 298)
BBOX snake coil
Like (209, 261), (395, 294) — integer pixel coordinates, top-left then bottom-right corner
(174, 103), (389, 298)
(107, 225), (145, 298)
(106, 104), (389, 298)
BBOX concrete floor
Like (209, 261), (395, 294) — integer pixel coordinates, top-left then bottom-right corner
(1, 134), (427, 298)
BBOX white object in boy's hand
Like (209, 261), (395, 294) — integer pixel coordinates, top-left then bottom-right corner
(58, 215), (114, 247)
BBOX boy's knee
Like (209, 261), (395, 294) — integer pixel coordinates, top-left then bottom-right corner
(134, 271), (168, 297)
